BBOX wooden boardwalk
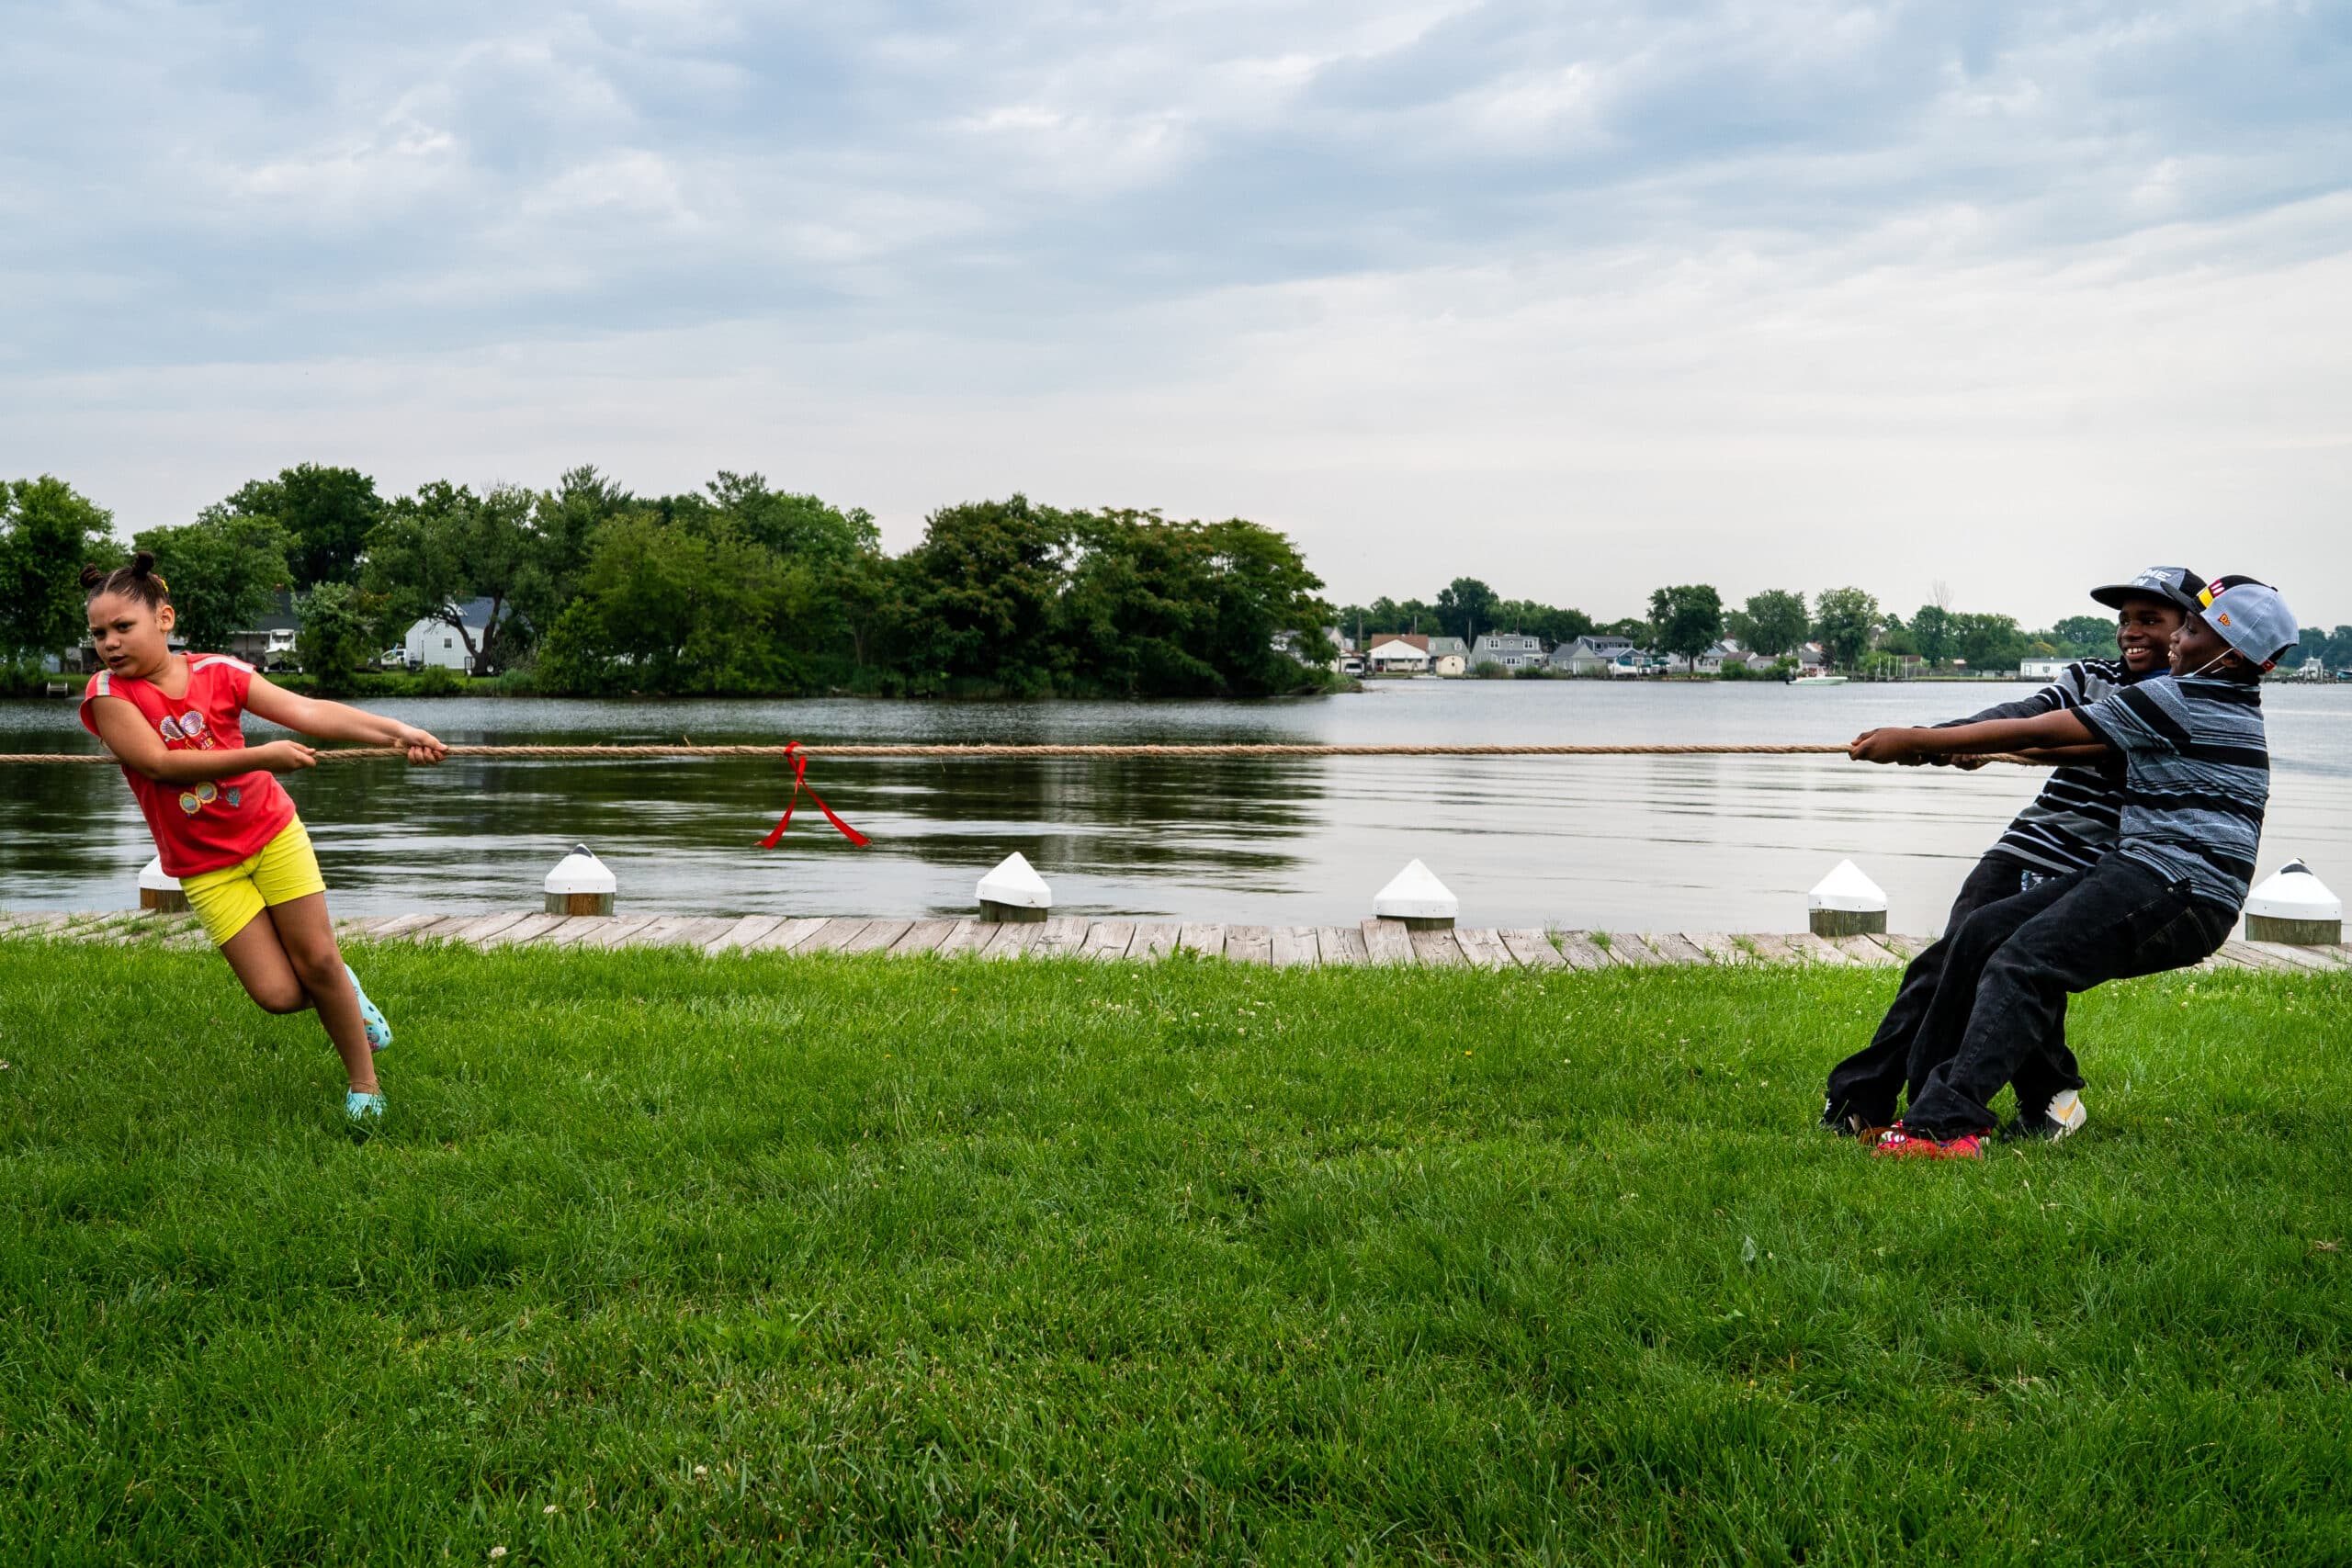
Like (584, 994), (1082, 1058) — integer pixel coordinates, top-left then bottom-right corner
(6, 909), (2346, 975)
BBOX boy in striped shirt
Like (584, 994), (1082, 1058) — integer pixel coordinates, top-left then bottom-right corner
(1842, 577), (2296, 1160)
(1820, 567), (2203, 1143)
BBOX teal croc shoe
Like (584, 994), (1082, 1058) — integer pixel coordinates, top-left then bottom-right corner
(346, 1090), (386, 1122)
(346, 964), (391, 1053)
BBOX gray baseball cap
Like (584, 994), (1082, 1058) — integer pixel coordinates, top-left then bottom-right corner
(2196, 578), (2299, 670)
(2090, 565), (2206, 612)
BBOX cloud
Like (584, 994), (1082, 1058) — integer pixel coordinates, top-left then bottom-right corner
(1, 0), (2348, 625)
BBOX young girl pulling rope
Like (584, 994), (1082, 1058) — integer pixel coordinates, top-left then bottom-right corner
(78, 553), (447, 1124)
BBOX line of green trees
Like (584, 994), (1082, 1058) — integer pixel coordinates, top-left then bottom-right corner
(0, 468), (1344, 699)
(1332, 576), (2248, 674)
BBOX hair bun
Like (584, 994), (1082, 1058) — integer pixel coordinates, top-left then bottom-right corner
(130, 550), (157, 575)
(79, 563), (110, 588)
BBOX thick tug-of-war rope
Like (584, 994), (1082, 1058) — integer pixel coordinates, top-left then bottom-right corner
(0, 739), (2043, 848)
(1, 741), (2009, 762)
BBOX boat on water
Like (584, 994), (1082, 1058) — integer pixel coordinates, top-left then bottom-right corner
(1790, 673), (1849, 687)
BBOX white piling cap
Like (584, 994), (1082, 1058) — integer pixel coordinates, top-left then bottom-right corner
(1373, 859), (1459, 921)
(137, 855), (182, 893)
(977, 852), (1053, 910)
(2245, 859), (2340, 922)
(1808, 859), (1887, 914)
(544, 843), (616, 897)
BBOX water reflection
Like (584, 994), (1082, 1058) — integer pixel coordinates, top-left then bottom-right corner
(5, 683), (2345, 932)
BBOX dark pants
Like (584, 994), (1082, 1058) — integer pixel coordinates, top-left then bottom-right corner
(1824, 852), (2079, 1127)
(1899, 855), (2235, 1136)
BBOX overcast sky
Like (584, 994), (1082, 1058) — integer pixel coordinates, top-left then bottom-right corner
(4, 1), (2346, 628)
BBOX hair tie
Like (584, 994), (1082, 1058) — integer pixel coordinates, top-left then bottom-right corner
(150, 573), (168, 593)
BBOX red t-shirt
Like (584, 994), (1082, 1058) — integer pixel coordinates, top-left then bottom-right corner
(80, 654), (299, 877)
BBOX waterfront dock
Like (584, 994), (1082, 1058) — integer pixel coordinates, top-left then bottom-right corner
(6, 909), (2346, 975)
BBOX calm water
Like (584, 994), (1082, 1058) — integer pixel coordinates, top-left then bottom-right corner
(5, 682), (2347, 933)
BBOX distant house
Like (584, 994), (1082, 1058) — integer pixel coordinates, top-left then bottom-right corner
(1469, 632), (1544, 671)
(1795, 643), (1831, 675)
(402, 598), (507, 674)
(1665, 640), (1739, 675)
(2019, 657), (2069, 681)
(1272, 626), (1346, 672)
(1425, 636), (1469, 676)
(1551, 635), (1636, 674)
(230, 590), (302, 671)
(1364, 633), (1431, 674)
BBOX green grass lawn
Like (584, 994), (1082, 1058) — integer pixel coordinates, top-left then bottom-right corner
(1, 937), (2346, 1565)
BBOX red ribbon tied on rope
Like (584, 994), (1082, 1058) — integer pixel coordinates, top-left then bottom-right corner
(758, 741), (870, 849)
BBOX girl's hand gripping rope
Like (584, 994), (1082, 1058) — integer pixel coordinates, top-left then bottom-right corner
(390, 724), (447, 764)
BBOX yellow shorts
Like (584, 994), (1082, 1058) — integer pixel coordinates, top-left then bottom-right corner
(181, 817), (328, 947)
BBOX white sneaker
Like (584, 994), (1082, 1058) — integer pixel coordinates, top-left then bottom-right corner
(2044, 1089), (2087, 1141)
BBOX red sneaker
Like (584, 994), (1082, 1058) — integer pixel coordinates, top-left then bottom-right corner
(1871, 1123), (1989, 1160)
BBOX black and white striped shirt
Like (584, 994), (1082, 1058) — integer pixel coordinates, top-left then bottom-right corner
(1942, 657), (2141, 875)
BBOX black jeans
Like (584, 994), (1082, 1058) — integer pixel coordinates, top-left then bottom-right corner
(1900, 855), (2235, 1136)
(1823, 852), (2079, 1127)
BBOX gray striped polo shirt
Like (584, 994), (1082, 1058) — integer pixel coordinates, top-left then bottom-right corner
(2073, 673), (2270, 910)
(1943, 657), (2138, 874)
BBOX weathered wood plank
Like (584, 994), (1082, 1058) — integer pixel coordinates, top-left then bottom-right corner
(667, 916), (736, 950)
(926, 921), (992, 959)
(2239, 941), (2347, 973)
(1225, 925), (1273, 965)
(704, 913), (786, 953)
(1360, 918), (1414, 966)
(1028, 916), (1092, 958)
(1602, 932), (1663, 967)
(482, 911), (567, 947)
(1681, 932), (1746, 964)
(888, 919), (962, 956)
(746, 916), (832, 954)
(1872, 933), (1931, 962)
(1645, 932), (1708, 965)
(373, 912), (456, 941)
(1317, 924), (1370, 966)
(1555, 931), (1611, 971)
(569, 914), (663, 950)
(1082, 920), (1138, 961)
(2214, 940), (2303, 974)
(1744, 933), (1802, 964)
(1781, 932), (1852, 965)
(1409, 927), (1464, 967)
(842, 919), (913, 955)
(1453, 928), (1513, 970)
(1270, 925), (1319, 968)
(627, 914), (708, 949)
(0, 912), (73, 936)
(536, 916), (613, 949)
(1498, 928), (1566, 969)
(446, 912), (533, 944)
(798, 918), (874, 953)
(1830, 933), (1902, 967)
(985, 922), (1044, 960)
(1130, 922), (1182, 962)
(1177, 923), (1227, 959)
(335, 915), (399, 937)
(933, 919), (999, 957)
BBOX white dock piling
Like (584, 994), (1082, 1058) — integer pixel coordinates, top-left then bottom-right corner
(978, 852), (1052, 923)
(1808, 859), (1886, 938)
(2245, 860), (2341, 946)
(137, 855), (187, 913)
(544, 844), (616, 916)
(1373, 860), (1458, 931)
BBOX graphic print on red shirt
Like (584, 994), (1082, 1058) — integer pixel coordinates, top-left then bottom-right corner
(80, 654), (299, 877)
